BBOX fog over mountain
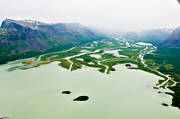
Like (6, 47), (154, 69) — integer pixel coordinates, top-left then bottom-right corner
(0, 0), (180, 32)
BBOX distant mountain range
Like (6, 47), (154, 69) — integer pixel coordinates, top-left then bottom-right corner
(122, 29), (173, 45)
(122, 27), (180, 48)
(0, 19), (101, 64)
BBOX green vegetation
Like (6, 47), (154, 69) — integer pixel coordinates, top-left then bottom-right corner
(144, 47), (180, 82)
(58, 60), (72, 70)
(144, 47), (180, 108)
(0, 51), (41, 64)
(169, 83), (180, 108)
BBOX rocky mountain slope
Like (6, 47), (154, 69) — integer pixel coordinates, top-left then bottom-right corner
(0, 19), (100, 64)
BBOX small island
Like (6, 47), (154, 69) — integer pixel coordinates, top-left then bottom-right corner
(62, 91), (71, 94)
(73, 96), (89, 101)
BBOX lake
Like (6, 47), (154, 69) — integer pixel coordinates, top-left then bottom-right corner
(0, 61), (179, 119)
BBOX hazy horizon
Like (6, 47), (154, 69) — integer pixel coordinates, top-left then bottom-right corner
(1, 0), (180, 32)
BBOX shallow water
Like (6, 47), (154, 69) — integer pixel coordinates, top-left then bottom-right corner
(0, 62), (179, 119)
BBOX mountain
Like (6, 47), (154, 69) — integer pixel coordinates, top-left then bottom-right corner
(0, 19), (101, 64)
(121, 27), (180, 48)
(158, 27), (180, 48)
(122, 29), (171, 45)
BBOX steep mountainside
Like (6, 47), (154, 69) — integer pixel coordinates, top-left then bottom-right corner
(158, 27), (180, 48)
(0, 19), (101, 64)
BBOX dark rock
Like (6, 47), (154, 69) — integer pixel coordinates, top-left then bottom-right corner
(0, 117), (10, 119)
(162, 103), (169, 106)
(62, 91), (71, 94)
(73, 96), (89, 101)
(125, 64), (131, 67)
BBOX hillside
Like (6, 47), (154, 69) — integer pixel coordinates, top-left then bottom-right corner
(0, 19), (101, 64)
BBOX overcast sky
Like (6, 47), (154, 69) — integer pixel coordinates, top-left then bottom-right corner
(1, 0), (180, 31)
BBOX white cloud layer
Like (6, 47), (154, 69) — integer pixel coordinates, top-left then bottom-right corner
(1, 0), (180, 31)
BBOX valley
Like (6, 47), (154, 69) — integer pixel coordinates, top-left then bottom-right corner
(1, 36), (180, 119)
(1, 0), (180, 118)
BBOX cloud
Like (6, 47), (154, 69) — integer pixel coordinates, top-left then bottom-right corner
(0, 0), (180, 31)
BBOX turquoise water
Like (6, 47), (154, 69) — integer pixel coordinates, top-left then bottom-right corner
(0, 62), (179, 119)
